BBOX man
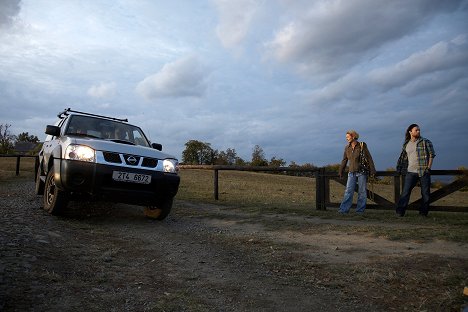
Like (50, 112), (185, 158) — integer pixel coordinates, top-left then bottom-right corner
(396, 124), (436, 217)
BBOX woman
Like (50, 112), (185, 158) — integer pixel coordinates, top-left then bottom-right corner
(338, 130), (376, 214)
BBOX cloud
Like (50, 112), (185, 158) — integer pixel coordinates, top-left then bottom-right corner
(266, 0), (463, 76)
(301, 35), (468, 108)
(400, 68), (467, 97)
(213, 0), (263, 49)
(87, 82), (117, 99)
(0, 0), (21, 28)
(369, 34), (468, 92)
(136, 55), (209, 100)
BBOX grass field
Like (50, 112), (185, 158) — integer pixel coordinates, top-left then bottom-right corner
(2, 157), (466, 213)
(177, 168), (468, 212)
(177, 169), (468, 242)
(2, 158), (467, 241)
(0, 156), (36, 181)
(2, 157), (466, 210)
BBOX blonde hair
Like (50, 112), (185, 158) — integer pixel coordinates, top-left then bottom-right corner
(346, 130), (359, 140)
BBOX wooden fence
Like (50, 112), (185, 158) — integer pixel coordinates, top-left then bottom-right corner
(0, 154), (39, 176)
(2, 157), (466, 212)
(180, 165), (468, 213)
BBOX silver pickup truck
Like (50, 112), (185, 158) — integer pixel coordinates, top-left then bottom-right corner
(35, 108), (180, 220)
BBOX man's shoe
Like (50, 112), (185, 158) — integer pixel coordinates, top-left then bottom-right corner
(396, 213), (404, 217)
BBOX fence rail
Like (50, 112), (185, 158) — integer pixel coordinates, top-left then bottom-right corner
(180, 165), (468, 213)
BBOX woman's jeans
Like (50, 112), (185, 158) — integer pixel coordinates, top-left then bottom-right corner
(396, 172), (431, 216)
(339, 172), (367, 213)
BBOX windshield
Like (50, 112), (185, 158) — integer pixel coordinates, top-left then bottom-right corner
(65, 115), (151, 147)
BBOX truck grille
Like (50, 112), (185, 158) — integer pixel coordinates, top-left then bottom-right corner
(103, 152), (121, 163)
(102, 152), (158, 168)
(142, 158), (158, 168)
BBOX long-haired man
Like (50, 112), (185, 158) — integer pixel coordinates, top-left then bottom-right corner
(396, 124), (436, 217)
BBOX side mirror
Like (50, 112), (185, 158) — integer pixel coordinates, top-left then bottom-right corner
(45, 125), (60, 137)
(152, 143), (162, 151)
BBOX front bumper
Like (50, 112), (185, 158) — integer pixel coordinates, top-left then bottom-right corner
(55, 159), (180, 206)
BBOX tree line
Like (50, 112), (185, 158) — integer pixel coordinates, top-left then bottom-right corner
(181, 139), (326, 175)
(0, 124), (40, 154)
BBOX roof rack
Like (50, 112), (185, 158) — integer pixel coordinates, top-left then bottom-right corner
(57, 108), (128, 122)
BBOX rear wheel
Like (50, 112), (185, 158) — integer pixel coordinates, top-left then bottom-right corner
(43, 166), (68, 215)
(144, 198), (173, 221)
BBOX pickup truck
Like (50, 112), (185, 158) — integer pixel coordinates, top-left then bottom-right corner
(35, 108), (180, 220)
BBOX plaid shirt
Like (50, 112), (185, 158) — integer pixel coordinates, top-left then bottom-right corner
(396, 137), (435, 177)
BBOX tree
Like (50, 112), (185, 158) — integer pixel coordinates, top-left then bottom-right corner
(182, 140), (216, 165)
(215, 148), (238, 165)
(269, 156), (286, 167)
(17, 132), (39, 143)
(324, 163), (340, 172)
(224, 148), (238, 165)
(251, 145), (268, 166)
(215, 151), (228, 165)
(234, 157), (247, 166)
(0, 123), (15, 154)
(288, 161), (317, 177)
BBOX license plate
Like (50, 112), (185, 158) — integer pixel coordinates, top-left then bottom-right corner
(112, 171), (151, 184)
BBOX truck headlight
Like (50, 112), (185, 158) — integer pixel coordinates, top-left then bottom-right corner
(65, 144), (96, 162)
(163, 159), (179, 173)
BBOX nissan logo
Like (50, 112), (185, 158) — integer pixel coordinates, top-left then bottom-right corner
(126, 156), (137, 164)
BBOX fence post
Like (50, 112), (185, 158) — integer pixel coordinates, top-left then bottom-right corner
(315, 168), (326, 210)
(16, 156), (21, 176)
(35, 156), (39, 177)
(214, 169), (219, 200)
(393, 174), (401, 209)
(324, 175), (330, 209)
(314, 170), (320, 210)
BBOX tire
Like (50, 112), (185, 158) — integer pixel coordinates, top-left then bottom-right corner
(144, 198), (173, 221)
(43, 166), (68, 215)
(34, 165), (45, 195)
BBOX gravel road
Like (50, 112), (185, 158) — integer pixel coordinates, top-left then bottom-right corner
(1, 180), (466, 311)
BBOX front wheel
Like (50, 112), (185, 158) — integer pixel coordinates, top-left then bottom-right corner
(144, 198), (173, 221)
(43, 166), (68, 215)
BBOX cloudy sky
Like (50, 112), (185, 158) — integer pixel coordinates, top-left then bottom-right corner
(1, 0), (467, 170)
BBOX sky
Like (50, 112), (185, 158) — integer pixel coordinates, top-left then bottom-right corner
(1, 0), (467, 170)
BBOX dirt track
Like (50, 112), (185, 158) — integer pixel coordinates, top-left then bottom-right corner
(1, 181), (467, 311)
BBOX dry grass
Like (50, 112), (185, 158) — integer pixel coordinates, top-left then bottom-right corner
(178, 169), (315, 212)
(0, 156), (36, 182)
(176, 169), (468, 310)
(2, 160), (467, 241)
(178, 168), (468, 211)
(177, 169), (468, 242)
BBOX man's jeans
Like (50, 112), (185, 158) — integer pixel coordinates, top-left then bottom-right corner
(339, 172), (367, 213)
(396, 172), (431, 216)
